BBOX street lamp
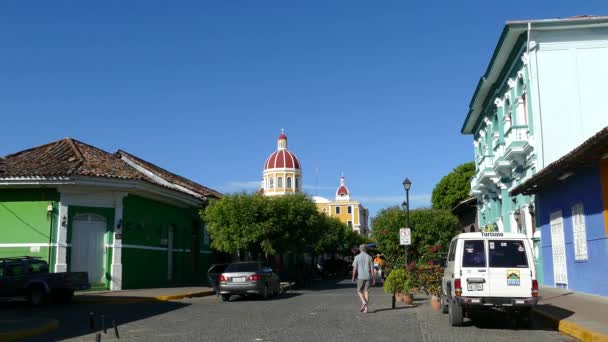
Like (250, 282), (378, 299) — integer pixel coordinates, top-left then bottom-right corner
(402, 178), (411, 228)
(392, 177), (412, 310)
(402, 178), (412, 268)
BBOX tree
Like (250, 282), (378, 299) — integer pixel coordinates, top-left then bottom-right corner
(431, 162), (475, 211)
(201, 193), (360, 256)
(371, 207), (460, 272)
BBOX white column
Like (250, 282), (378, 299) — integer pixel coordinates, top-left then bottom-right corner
(54, 199), (69, 273)
(523, 204), (534, 239)
(508, 211), (518, 234)
(110, 192), (126, 290)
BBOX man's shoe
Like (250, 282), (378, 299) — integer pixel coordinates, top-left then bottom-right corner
(363, 304), (368, 313)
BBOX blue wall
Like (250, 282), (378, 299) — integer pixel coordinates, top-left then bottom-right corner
(537, 162), (608, 296)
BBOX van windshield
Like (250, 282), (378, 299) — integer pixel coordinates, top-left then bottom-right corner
(462, 240), (486, 267)
(489, 240), (529, 268)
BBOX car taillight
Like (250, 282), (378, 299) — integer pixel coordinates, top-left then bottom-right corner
(454, 279), (462, 297)
(219, 274), (228, 282)
(532, 280), (539, 297)
(248, 274), (261, 281)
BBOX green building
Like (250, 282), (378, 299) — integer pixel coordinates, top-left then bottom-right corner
(0, 138), (221, 290)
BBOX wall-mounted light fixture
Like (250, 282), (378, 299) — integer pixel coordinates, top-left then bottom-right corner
(46, 203), (53, 220)
(61, 216), (67, 227)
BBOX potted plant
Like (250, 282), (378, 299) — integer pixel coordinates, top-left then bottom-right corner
(383, 269), (414, 305)
(418, 264), (444, 310)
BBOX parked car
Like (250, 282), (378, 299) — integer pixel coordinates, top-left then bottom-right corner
(0, 256), (90, 306)
(218, 262), (281, 302)
(441, 232), (538, 327)
(207, 263), (229, 293)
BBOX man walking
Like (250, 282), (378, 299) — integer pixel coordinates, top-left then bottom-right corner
(352, 244), (375, 313)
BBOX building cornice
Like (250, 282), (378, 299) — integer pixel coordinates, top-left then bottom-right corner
(0, 176), (204, 207)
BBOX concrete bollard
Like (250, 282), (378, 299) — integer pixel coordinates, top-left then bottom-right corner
(113, 320), (120, 339)
(89, 312), (95, 330)
(101, 314), (107, 334)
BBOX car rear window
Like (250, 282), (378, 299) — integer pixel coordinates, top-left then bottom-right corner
(225, 263), (259, 272)
(462, 240), (486, 267)
(489, 240), (529, 268)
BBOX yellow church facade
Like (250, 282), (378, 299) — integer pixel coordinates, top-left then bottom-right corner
(313, 176), (369, 237)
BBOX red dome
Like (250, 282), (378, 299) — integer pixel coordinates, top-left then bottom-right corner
(264, 150), (301, 170)
(278, 133), (287, 140)
(337, 185), (349, 197)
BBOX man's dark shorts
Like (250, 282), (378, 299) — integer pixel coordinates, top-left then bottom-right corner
(357, 279), (371, 293)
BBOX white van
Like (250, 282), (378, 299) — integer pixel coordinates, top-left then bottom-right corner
(441, 232), (538, 326)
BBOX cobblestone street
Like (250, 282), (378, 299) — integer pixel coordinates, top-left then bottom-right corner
(17, 279), (573, 342)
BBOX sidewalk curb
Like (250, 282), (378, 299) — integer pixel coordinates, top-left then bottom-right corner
(0, 318), (59, 342)
(75, 290), (215, 304)
(533, 307), (608, 342)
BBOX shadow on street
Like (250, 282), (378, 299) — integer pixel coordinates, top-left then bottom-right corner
(1, 297), (190, 341)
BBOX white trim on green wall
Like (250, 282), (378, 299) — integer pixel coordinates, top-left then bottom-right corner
(0, 243), (71, 247)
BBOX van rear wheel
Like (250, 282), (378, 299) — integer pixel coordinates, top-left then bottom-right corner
(440, 292), (449, 314)
(448, 300), (464, 326)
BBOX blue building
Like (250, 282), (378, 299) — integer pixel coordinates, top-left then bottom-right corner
(512, 127), (608, 296)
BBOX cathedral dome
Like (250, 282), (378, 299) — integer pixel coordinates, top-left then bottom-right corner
(263, 131), (301, 170)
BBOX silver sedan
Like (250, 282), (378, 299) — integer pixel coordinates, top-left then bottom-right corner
(218, 262), (281, 302)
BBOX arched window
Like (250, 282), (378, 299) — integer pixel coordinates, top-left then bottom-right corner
(278, 177), (283, 188)
(287, 177), (292, 189)
(295, 177), (299, 189)
(269, 178), (274, 189)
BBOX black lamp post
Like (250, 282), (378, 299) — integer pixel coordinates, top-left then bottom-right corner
(403, 178), (411, 227)
(402, 178), (412, 267)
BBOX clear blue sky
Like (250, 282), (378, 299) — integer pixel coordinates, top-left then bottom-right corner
(1, 1), (606, 218)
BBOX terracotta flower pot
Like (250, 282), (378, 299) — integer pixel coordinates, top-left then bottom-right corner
(400, 293), (414, 305)
(430, 295), (441, 310)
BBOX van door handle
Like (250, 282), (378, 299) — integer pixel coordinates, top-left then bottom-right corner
(478, 269), (486, 272)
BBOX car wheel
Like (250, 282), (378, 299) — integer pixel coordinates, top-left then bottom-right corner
(28, 286), (46, 307)
(220, 294), (230, 302)
(54, 289), (74, 304)
(440, 291), (449, 314)
(448, 299), (464, 327)
(262, 284), (270, 299)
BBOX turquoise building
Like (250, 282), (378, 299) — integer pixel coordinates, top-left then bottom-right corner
(462, 16), (608, 283)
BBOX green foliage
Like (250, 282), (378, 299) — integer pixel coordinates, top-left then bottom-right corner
(201, 193), (357, 256)
(431, 162), (475, 211)
(417, 264), (444, 296)
(372, 207), (460, 272)
(383, 269), (413, 294)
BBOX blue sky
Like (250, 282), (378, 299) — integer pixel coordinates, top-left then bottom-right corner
(1, 1), (606, 217)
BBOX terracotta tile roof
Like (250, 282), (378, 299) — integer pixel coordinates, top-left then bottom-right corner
(0, 138), (221, 200)
(116, 150), (222, 199)
(511, 126), (608, 196)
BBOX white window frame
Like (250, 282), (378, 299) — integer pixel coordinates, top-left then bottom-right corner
(277, 177), (283, 188)
(286, 177), (292, 189)
(571, 203), (589, 261)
